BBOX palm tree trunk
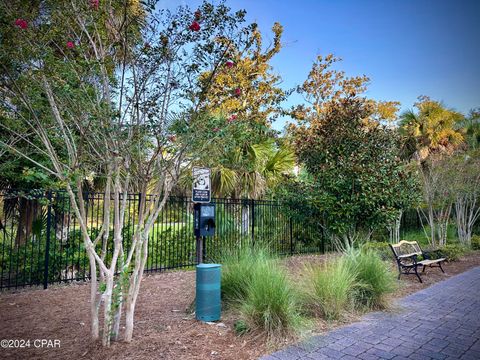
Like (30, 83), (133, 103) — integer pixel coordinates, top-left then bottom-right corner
(15, 198), (40, 246)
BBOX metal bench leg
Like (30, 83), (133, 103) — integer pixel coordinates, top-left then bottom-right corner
(439, 262), (445, 273)
(422, 265), (426, 273)
(414, 266), (422, 283)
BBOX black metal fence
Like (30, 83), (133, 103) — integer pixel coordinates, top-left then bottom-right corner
(0, 190), (327, 290)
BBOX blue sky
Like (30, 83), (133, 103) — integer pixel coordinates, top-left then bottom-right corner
(168, 0), (480, 130)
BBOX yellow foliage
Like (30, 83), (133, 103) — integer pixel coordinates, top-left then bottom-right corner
(200, 22), (285, 125)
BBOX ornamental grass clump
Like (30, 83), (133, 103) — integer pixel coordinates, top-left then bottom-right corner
(240, 258), (303, 339)
(221, 244), (303, 339)
(302, 258), (356, 320)
(220, 245), (272, 305)
(344, 248), (397, 310)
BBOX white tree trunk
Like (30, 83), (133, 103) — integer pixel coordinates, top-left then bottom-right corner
(435, 204), (452, 247)
(428, 205), (436, 247)
(124, 232), (148, 342)
(102, 273), (114, 346)
(241, 204), (250, 237)
(417, 207), (436, 247)
(88, 253), (100, 340)
(455, 195), (480, 248)
(389, 210), (402, 243)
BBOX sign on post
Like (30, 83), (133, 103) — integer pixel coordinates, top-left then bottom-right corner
(192, 167), (211, 203)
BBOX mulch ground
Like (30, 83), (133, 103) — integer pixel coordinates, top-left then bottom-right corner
(1, 251), (479, 360)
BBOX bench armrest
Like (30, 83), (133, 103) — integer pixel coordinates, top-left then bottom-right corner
(397, 252), (420, 259)
(396, 253), (419, 266)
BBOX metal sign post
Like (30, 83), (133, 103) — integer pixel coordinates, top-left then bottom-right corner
(192, 167), (211, 264)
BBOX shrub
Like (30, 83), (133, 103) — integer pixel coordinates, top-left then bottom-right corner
(344, 248), (396, 309)
(362, 242), (392, 261)
(435, 244), (466, 262)
(471, 235), (480, 250)
(240, 258), (302, 339)
(302, 258), (356, 320)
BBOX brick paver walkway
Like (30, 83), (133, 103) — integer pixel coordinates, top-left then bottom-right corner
(260, 266), (480, 360)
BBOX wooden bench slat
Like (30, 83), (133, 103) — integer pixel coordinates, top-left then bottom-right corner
(418, 258), (446, 266)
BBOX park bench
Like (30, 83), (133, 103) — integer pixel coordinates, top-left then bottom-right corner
(389, 240), (445, 283)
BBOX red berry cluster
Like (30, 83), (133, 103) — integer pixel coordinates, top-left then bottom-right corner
(189, 9), (201, 31)
(90, 0), (99, 10)
(14, 18), (28, 29)
(189, 21), (200, 32)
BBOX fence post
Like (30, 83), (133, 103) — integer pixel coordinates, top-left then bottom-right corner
(43, 191), (53, 290)
(289, 217), (293, 255)
(321, 226), (325, 254)
(251, 199), (255, 247)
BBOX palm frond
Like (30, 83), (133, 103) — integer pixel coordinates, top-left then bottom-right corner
(264, 147), (295, 175)
(212, 166), (238, 197)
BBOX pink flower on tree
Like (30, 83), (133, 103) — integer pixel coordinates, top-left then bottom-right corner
(225, 61), (234, 68)
(90, 0), (99, 10)
(227, 114), (237, 123)
(14, 19), (28, 29)
(66, 41), (75, 49)
(189, 21), (200, 32)
(234, 88), (242, 97)
(213, 127), (220, 133)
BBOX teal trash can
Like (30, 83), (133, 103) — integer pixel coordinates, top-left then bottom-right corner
(196, 263), (221, 322)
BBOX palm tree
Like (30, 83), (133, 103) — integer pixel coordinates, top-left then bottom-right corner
(184, 139), (294, 237)
(209, 140), (295, 199)
(399, 97), (465, 246)
(459, 108), (480, 150)
(399, 97), (464, 161)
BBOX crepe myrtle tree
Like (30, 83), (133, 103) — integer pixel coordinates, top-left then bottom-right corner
(436, 151), (480, 248)
(451, 152), (480, 247)
(0, 0), (263, 345)
(416, 155), (456, 247)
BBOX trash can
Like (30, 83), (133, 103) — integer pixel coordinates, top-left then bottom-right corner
(196, 263), (221, 322)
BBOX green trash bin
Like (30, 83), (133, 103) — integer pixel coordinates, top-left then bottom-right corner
(196, 263), (221, 322)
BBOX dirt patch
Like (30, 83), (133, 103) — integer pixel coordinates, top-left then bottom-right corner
(1, 251), (479, 360)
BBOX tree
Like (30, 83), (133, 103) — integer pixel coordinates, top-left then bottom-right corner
(450, 151), (480, 247)
(416, 155), (455, 247)
(290, 54), (400, 125)
(0, 0), (267, 345)
(192, 20), (292, 199)
(459, 108), (480, 150)
(399, 97), (466, 246)
(399, 96), (464, 162)
(186, 21), (293, 235)
(190, 139), (293, 199)
(289, 55), (418, 249)
(200, 22), (287, 125)
(0, 82), (59, 246)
